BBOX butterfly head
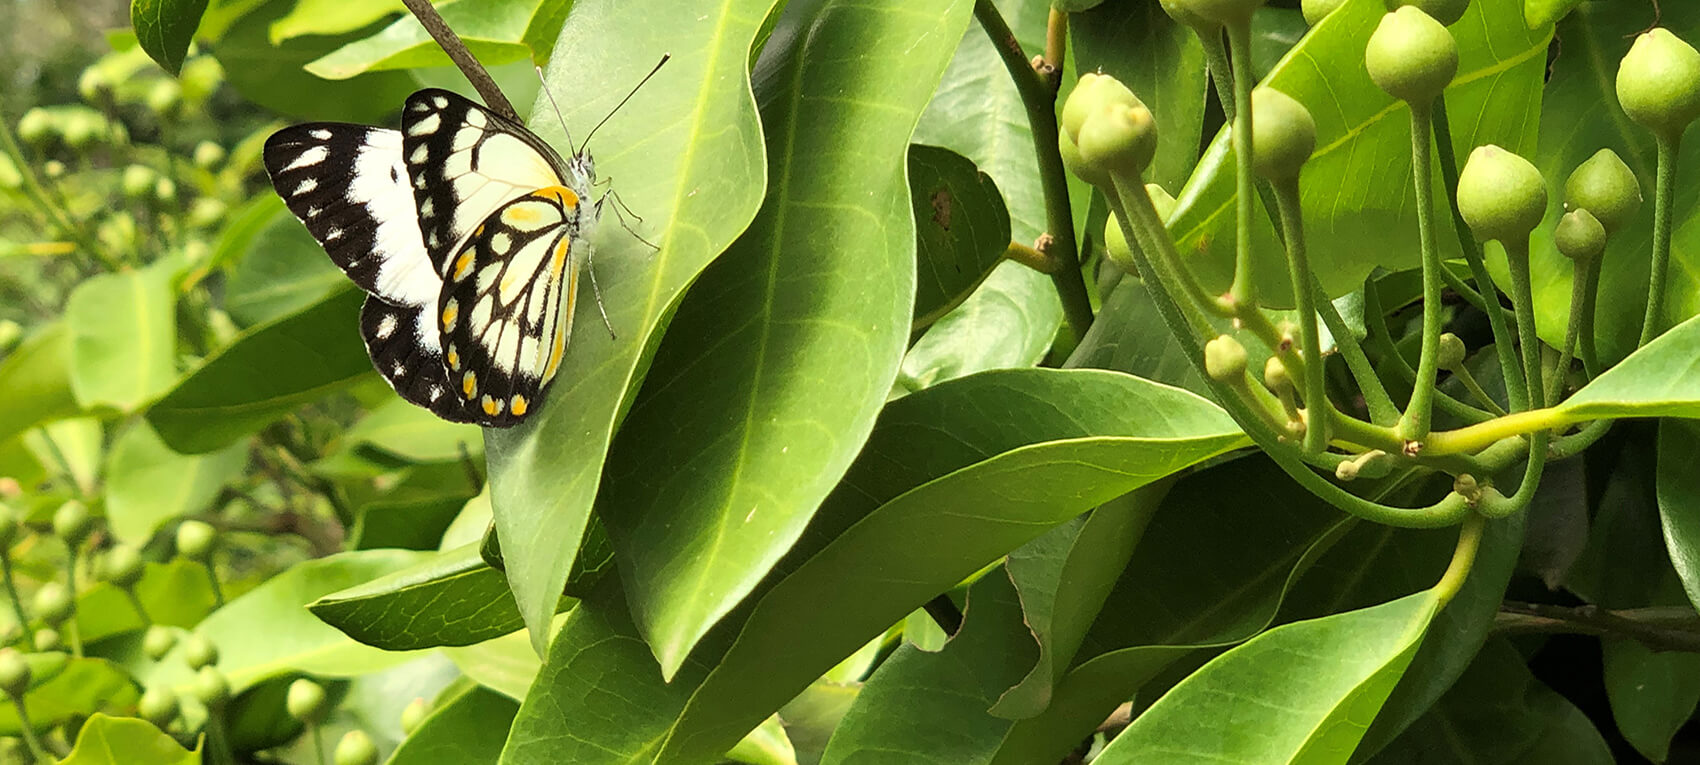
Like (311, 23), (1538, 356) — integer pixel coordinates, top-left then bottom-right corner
(567, 151), (596, 189)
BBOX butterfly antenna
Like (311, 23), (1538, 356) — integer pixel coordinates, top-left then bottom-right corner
(579, 53), (671, 154)
(535, 65), (577, 151)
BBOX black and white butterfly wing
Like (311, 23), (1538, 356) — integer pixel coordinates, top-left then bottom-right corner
(439, 188), (586, 427)
(263, 124), (474, 423)
(401, 89), (571, 273)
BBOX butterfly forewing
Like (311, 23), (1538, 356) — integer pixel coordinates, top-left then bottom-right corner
(439, 187), (584, 427)
(262, 125), (440, 309)
(401, 89), (567, 275)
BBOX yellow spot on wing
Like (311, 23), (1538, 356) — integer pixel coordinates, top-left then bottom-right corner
(537, 185), (579, 209)
(462, 371), (477, 398)
(502, 203), (541, 226)
(511, 395), (528, 416)
(481, 395), (502, 416)
(551, 238), (571, 277)
(447, 347), (460, 370)
(453, 250), (474, 280)
(440, 299), (459, 329)
(545, 330), (565, 379)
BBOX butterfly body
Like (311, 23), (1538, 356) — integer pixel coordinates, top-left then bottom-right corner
(264, 89), (599, 427)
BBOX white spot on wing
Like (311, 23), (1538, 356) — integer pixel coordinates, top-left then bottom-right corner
(344, 131), (437, 308)
(294, 178), (318, 196)
(311, 129), (333, 140)
(489, 232), (511, 254)
(432, 95), (448, 108)
(409, 113), (441, 136)
(375, 313), (397, 339)
(284, 146), (328, 171)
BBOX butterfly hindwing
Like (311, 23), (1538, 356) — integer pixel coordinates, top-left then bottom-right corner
(262, 125), (440, 309)
(439, 187), (585, 427)
(360, 295), (475, 423)
(401, 89), (568, 276)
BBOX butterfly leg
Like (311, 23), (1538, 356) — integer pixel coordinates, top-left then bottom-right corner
(583, 246), (618, 341)
(597, 186), (661, 251)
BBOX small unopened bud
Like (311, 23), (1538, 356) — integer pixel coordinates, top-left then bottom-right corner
(1076, 101), (1159, 179)
(192, 141), (226, 170)
(1436, 333), (1466, 369)
(1564, 149), (1641, 235)
(143, 625), (177, 661)
(139, 686), (179, 728)
(194, 666), (230, 709)
(1453, 473), (1482, 503)
(335, 730), (379, 765)
(153, 177), (177, 206)
(1366, 7), (1458, 105)
(1556, 208), (1607, 264)
(1104, 212), (1137, 274)
(144, 80), (183, 118)
(1158, 0), (1220, 33)
(15, 109), (54, 147)
(0, 649), (30, 698)
(1169, 0), (1265, 26)
(1263, 357), (1293, 391)
(184, 633), (218, 670)
(32, 628), (60, 653)
(400, 697), (430, 735)
(1250, 88), (1316, 182)
(32, 582), (73, 626)
(100, 544), (145, 588)
(287, 678), (329, 724)
(1204, 335), (1249, 382)
(1616, 28), (1700, 142)
(177, 521), (216, 561)
(77, 68), (111, 104)
(42, 160), (66, 180)
(1456, 145), (1547, 244)
(1303, 0), (1346, 25)
(52, 500), (91, 547)
(1385, 0), (1470, 26)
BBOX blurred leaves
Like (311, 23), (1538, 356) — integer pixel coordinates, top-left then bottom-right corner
(104, 421), (247, 545)
(66, 263), (178, 412)
(131, 0), (211, 75)
(60, 713), (200, 765)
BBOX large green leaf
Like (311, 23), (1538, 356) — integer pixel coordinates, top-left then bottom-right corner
(444, 629), (540, 700)
(131, 0), (211, 75)
(310, 543), (526, 650)
(66, 265), (177, 412)
(0, 656), (139, 734)
(1602, 637), (1700, 763)
(389, 683), (519, 765)
(992, 488), (1165, 719)
(104, 421), (247, 545)
(1070, 0), (1207, 194)
(268, 0), (405, 43)
(0, 322), (80, 446)
(504, 367), (1247, 763)
(142, 549), (427, 693)
(1095, 590), (1440, 764)
(60, 713), (199, 765)
(1658, 421), (1700, 614)
(909, 144), (1012, 330)
(597, 0), (973, 679)
(819, 568), (1038, 764)
(483, 0), (776, 656)
(305, 0), (554, 79)
(1560, 314), (1700, 420)
(903, 0), (1063, 386)
(334, 397), (482, 465)
(222, 213), (345, 327)
(1530, 4), (1700, 364)
(211, 0), (419, 123)
(146, 287), (372, 454)
(1165, 0), (1551, 303)
(1368, 639), (1612, 764)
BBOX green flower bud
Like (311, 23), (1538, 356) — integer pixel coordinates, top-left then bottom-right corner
(144, 80), (183, 118)
(188, 198), (228, 229)
(1453, 473), (1481, 503)
(143, 625), (177, 661)
(1456, 144), (1548, 243)
(193, 666), (229, 709)
(176, 521), (216, 561)
(138, 686), (179, 728)
(121, 165), (156, 201)
(1169, 0), (1265, 26)
(153, 177), (178, 206)
(1564, 149), (1641, 234)
(1436, 332), (1466, 369)
(60, 112), (104, 151)
(1263, 356), (1292, 391)
(100, 544), (144, 588)
(1384, 0), (1469, 26)
(1365, 7), (1458, 105)
(42, 160), (66, 180)
(32, 582), (73, 626)
(1062, 73), (1138, 144)
(1302, 0), (1346, 25)
(287, 678), (328, 724)
(1060, 129), (1107, 188)
(184, 633), (218, 670)
(400, 697), (429, 735)
(98, 212), (138, 253)
(0, 649), (30, 698)
(52, 500), (91, 546)
(77, 68), (111, 104)
(1555, 208), (1607, 263)
(192, 141), (226, 170)
(1158, 0), (1220, 33)
(335, 730), (379, 765)
(0, 738), (26, 762)
(1077, 101), (1158, 179)
(32, 627), (61, 653)
(1204, 335), (1249, 383)
(1616, 28), (1700, 142)
(0, 154), (20, 191)
(16, 109), (54, 147)
(1250, 88), (1316, 182)
(1104, 211), (1136, 274)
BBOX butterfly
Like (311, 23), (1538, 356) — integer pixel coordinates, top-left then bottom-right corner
(262, 88), (605, 428)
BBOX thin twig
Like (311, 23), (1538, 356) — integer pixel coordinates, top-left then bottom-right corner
(399, 0), (519, 121)
(1496, 602), (1700, 653)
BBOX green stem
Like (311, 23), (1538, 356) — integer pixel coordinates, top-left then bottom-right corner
(1449, 364), (1507, 417)
(0, 553), (28, 643)
(1505, 238), (1545, 410)
(1199, 25), (1233, 123)
(203, 560), (225, 608)
(206, 709), (233, 765)
(1107, 176), (1470, 528)
(1476, 430), (1549, 520)
(1312, 279), (1400, 425)
(122, 588), (152, 626)
(1550, 417), (1611, 461)
(1225, 20), (1257, 307)
(1577, 255), (1603, 375)
(1397, 101), (1444, 443)
(1433, 511), (1485, 607)
(312, 723), (328, 765)
(1424, 407), (1576, 456)
(1360, 280), (1495, 424)
(973, 0), (1093, 341)
(1270, 178), (1328, 453)
(1638, 135), (1679, 347)
(62, 550), (81, 658)
(9, 697), (49, 764)
(1547, 255), (1595, 404)
(1434, 95), (1524, 408)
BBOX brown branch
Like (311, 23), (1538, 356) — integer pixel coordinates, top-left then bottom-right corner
(399, 0), (519, 121)
(1495, 602), (1700, 653)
